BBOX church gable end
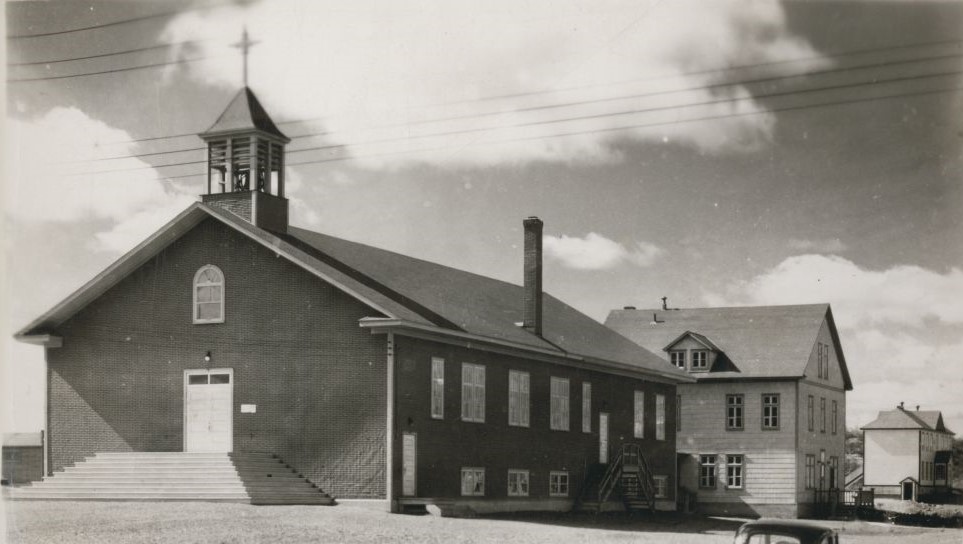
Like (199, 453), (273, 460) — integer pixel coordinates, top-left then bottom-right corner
(46, 217), (389, 498)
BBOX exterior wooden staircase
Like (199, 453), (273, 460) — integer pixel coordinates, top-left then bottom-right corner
(574, 443), (656, 513)
(5, 452), (334, 505)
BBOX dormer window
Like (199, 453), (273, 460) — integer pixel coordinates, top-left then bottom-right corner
(691, 350), (708, 370)
(670, 350), (686, 370)
(193, 265), (224, 324)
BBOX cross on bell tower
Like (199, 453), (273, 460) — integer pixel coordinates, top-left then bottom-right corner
(198, 29), (291, 233)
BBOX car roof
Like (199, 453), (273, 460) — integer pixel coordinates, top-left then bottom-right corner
(737, 519), (835, 538)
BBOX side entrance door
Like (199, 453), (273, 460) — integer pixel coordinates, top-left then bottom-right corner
(184, 369), (234, 452)
(599, 412), (609, 464)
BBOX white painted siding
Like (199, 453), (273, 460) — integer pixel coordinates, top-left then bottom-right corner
(864, 429), (919, 487)
(678, 381), (798, 506)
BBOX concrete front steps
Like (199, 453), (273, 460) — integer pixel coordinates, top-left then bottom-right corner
(6, 452), (334, 505)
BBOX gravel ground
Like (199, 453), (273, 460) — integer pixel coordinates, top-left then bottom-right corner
(3, 500), (961, 544)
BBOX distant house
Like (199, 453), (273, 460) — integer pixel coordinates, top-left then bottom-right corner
(605, 304), (853, 518)
(2, 433), (44, 486)
(861, 405), (955, 501)
(10, 86), (692, 512)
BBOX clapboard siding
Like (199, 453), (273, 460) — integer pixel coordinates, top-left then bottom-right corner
(678, 382), (798, 508)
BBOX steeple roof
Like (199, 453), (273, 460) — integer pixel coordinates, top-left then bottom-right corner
(200, 87), (289, 142)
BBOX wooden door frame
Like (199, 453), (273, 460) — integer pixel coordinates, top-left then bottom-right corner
(599, 412), (610, 464)
(183, 368), (234, 453)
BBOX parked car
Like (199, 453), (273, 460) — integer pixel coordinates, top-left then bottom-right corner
(733, 519), (839, 544)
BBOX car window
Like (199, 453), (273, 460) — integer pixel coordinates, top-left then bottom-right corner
(746, 536), (803, 544)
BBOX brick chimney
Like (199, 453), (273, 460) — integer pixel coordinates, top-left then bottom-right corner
(523, 217), (543, 336)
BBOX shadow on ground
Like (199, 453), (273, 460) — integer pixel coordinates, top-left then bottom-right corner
(482, 510), (746, 535)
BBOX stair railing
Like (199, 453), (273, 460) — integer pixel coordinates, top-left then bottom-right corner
(597, 446), (625, 505)
(597, 443), (658, 511)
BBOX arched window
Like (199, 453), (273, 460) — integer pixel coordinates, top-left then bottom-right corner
(193, 265), (224, 323)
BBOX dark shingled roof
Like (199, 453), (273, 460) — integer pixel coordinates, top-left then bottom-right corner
(862, 408), (954, 434)
(285, 227), (683, 377)
(200, 87), (289, 142)
(605, 304), (852, 389)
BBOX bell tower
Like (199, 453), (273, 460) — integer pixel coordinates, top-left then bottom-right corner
(199, 30), (290, 233)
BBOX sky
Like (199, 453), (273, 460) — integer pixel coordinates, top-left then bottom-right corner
(3, 0), (963, 437)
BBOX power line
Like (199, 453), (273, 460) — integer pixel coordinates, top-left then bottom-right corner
(69, 50), (963, 163)
(69, 69), (962, 177)
(8, 54), (226, 83)
(8, 40), (204, 67)
(8, 2), (228, 39)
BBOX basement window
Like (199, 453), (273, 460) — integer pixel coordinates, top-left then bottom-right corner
(461, 467), (485, 496)
(549, 471), (569, 497)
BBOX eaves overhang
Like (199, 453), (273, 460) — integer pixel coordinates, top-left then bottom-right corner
(359, 317), (696, 385)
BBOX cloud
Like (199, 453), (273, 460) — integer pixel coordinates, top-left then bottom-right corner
(788, 238), (847, 253)
(544, 232), (663, 270)
(162, 0), (829, 168)
(5, 107), (196, 252)
(706, 254), (963, 431)
(713, 254), (963, 328)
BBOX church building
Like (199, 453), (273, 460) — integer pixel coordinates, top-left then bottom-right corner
(14, 86), (692, 513)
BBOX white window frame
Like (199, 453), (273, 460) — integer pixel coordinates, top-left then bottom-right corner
(653, 475), (668, 498)
(549, 471), (569, 497)
(832, 400), (838, 435)
(817, 343), (824, 379)
(726, 394), (744, 430)
(691, 350), (708, 370)
(507, 469), (529, 497)
(508, 370), (530, 427)
(655, 394), (666, 441)
(807, 395), (814, 431)
(699, 455), (717, 488)
(430, 357), (444, 420)
(726, 455), (744, 489)
(670, 350), (686, 369)
(461, 363), (485, 423)
(820, 397), (826, 433)
(582, 382), (592, 433)
(461, 467), (485, 496)
(193, 265), (225, 324)
(805, 454), (816, 489)
(633, 390), (645, 438)
(550, 377), (570, 431)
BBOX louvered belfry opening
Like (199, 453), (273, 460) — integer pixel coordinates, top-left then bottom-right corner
(205, 134), (285, 196)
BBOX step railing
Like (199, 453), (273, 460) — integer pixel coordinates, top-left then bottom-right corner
(595, 443), (656, 511)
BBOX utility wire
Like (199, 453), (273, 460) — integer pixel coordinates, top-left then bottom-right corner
(123, 83), (963, 185)
(8, 54), (227, 83)
(8, 40), (204, 67)
(8, 2), (228, 39)
(68, 50), (963, 164)
(67, 69), (962, 177)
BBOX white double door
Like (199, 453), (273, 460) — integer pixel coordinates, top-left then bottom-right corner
(184, 369), (233, 452)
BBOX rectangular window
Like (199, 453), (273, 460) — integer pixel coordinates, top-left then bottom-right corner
(430, 358), (444, 420)
(691, 350), (708, 370)
(726, 394), (744, 430)
(549, 471), (569, 496)
(461, 467), (485, 496)
(832, 400), (838, 435)
(550, 377), (570, 431)
(820, 397), (826, 433)
(653, 475), (668, 498)
(582, 382), (592, 433)
(655, 394), (666, 441)
(508, 370), (530, 427)
(634, 391), (645, 438)
(823, 344), (830, 380)
(670, 350), (686, 369)
(699, 455), (717, 488)
(807, 395), (814, 432)
(817, 343), (823, 379)
(805, 455), (816, 489)
(830, 456), (839, 489)
(762, 394), (779, 429)
(461, 363), (485, 423)
(507, 469), (529, 497)
(726, 455), (744, 489)
(676, 395), (682, 432)
(819, 450), (826, 488)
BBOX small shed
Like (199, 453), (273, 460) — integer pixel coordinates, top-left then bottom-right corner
(2, 432), (44, 486)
